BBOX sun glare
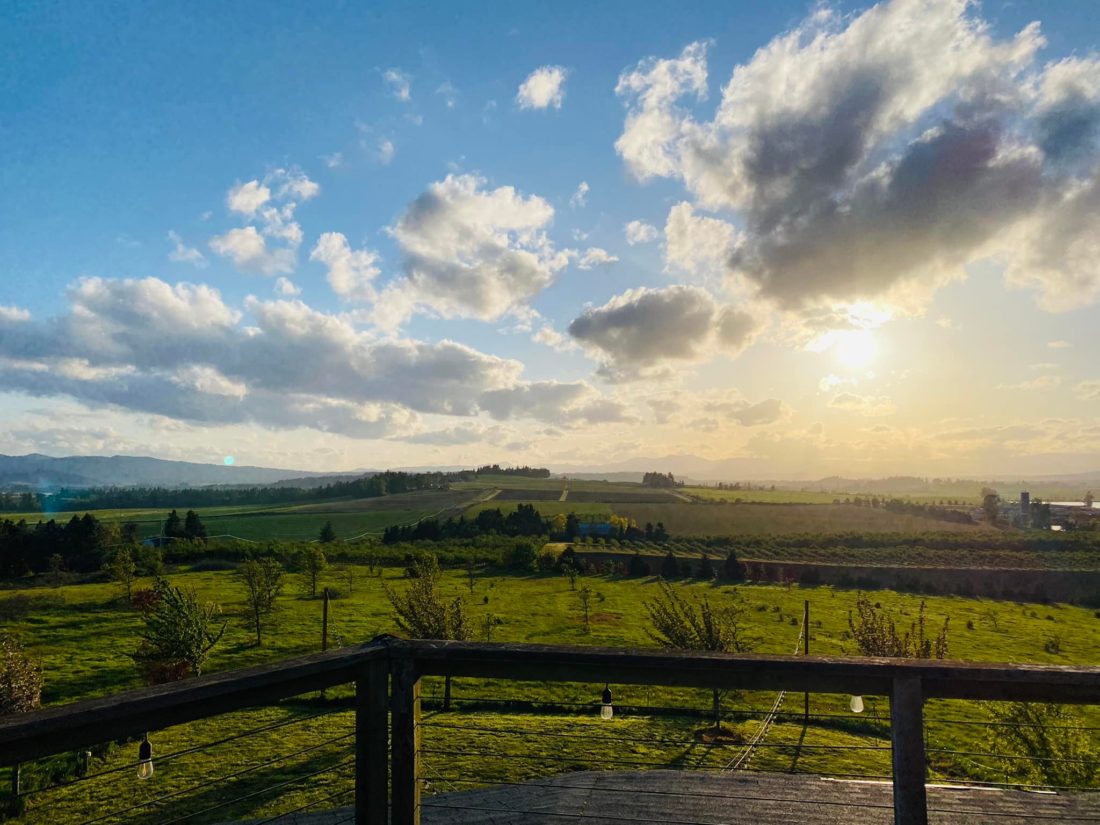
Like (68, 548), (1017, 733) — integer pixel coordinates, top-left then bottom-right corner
(834, 329), (876, 370)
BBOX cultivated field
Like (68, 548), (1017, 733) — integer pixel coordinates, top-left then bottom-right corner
(612, 502), (982, 535)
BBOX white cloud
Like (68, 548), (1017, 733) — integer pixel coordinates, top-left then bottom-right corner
(0, 306), (30, 323)
(827, 392), (896, 417)
(624, 220), (658, 245)
(570, 181), (589, 208)
(613, 2), (1100, 315)
(1048, 340), (1073, 349)
(274, 277), (301, 297)
(212, 169), (316, 276)
(568, 285), (758, 380)
(227, 180), (271, 217)
(436, 81), (458, 109)
(167, 231), (207, 268)
(379, 173), (568, 327)
(663, 202), (736, 279)
(376, 138), (396, 165)
(577, 247), (619, 270)
(1074, 380), (1100, 401)
(321, 152), (343, 169)
(517, 65), (568, 110)
(310, 232), (382, 302)
(210, 226), (295, 276)
(384, 68), (411, 101)
(997, 375), (1062, 391)
(532, 323), (576, 353)
(704, 396), (789, 426)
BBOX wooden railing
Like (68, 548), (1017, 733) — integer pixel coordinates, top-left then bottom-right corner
(1, 636), (1098, 825)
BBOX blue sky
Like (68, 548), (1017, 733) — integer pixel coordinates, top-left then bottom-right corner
(1, 1), (1099, 478)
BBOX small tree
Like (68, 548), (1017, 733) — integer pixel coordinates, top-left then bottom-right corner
(561, 563), (579, 591)
(103, 547), (137, 602)
(163, 509), (184, 539)
(1, 634), (41, 818)
(1085, 491), (1095, 509)
(46, 553), (67, 588)
(660, 550), (679, 579)
(318, 521), (337, 543)
(340, 564), (356, 595)
(721, 549), (746, 582)
(645, 582), (753, 729)
(0, 634), (41, 716)
(385, 557), (470, 709)
(697, 553), (714, 580)
(987, 702), (1097, 787)
(465, 559), (477, 593)
(183, 510), (207, 541)
(578, 586), (593, 633)
(239, 558), (285, 646)
(300, 546), (327, 598)
(981, 488), (1000, 525)
(847, 594), (948, 658)
(132, 578), (226, 682)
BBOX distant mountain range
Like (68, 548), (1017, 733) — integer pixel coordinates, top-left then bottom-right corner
(1, 452), (1098, 493)
(0, 454), (331, 489)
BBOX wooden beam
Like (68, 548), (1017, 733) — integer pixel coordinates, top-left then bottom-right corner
(391, 640), (1100, 703)
(390, 658), (421, 825)
(355, 656), (389, 825)
(0, 642), (388, 767)
(891, 676), (928, 825)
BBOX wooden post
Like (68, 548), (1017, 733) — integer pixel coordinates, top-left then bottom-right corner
(355, 657), (389, 825)
(322, 588), (330, 653)
(803, 600), (810, 726)
(890, 676), (928, 825)
(391, 658), (421, 825)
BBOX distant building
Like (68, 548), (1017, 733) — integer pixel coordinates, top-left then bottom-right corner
(576, 521), (614, 537)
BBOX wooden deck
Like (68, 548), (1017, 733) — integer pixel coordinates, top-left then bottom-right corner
(238, 770), (1100, 824)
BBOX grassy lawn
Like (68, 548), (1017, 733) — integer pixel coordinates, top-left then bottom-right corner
(4, 565), (1100, 822)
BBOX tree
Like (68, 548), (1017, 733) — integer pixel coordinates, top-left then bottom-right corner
(697, 553), (714, 580)
(987, 702), (1097, 787)
(238, 558), (285, 646)
(132, 578), (226, 682)
(163, 509), (185, 539)
(628, 552), (650, 577)
(847, 594), (948, 658)
(45, 553), (67, 588)
(1086, 491), (1095, 509)
(300, 546), (327, 598)
(577, 586), (593, 633)
(318, 520), (337, 543)
(720, 549), (746, 582)
(1, 634), (41, 818)
(981, 488), (1000, 525)
(645, 582), (753, 729)
(660, 550), (680, 579)
(103, 547), (137, 602)
(385, 557), (470, 709)
(561, 563), (579, 590)
(183, 510), (207, 541)
(465, 559), (477, 593)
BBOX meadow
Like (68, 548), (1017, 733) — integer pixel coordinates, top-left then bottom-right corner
(4, 561), (1100, 823)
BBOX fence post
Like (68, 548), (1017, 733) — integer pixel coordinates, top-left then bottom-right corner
(890, 676), (928, 825)
(391, 658), (421, 825)
(802, 600), (810, 726)
(355, 657), (389, 825)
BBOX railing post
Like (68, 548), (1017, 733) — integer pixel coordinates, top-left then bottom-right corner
(355, 657), (389, 825)
(890, 676), (928, 825)
(391, 658), (421, 825)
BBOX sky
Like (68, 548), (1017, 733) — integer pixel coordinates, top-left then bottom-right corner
(1, 0), (1099, 479)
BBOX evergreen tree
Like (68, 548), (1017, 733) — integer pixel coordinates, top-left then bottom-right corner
(164, 509), (184, 538)
(628, 551), (650, 577)
(698, 553), (714, 580)
(132, 578), (226, 682)
(661, 550), (680, 579)
(721, 549), (746, 582)
(319, 521), (337, 543)
(183, 510), (207, 541)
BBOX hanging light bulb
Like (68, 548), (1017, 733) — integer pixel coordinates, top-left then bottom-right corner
(849, 695), (865, 714)
(136, 735), (154, 780)
(601, 684), (614, 720)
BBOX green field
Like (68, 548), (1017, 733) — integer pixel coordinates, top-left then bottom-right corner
(3, 561), (1100, 823)
(612, 502), (981, 535)
(686, 487), (982, 505)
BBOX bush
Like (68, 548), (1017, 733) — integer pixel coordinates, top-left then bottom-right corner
(505, 541), (538, 572)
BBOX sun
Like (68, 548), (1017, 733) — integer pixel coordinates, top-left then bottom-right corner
(833, 329), (877, 370)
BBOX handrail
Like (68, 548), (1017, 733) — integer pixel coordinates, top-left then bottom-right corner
(0, 640), (389, 766)
(391, 639), (1100, 702)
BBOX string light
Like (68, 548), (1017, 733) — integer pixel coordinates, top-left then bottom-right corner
(850, 695), (865, 713)
(601, 684), (613, 720)
(137, 735), (153, 780)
